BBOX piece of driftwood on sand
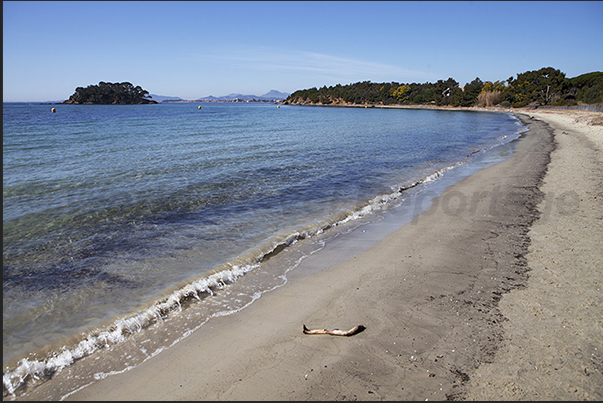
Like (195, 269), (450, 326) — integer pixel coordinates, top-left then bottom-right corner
(302, 324), (366, 336)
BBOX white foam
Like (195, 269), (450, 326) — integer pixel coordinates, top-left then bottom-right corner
(3, 262), (259, 396)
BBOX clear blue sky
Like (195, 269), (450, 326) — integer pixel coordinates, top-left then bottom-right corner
(3, 1), (602, 102)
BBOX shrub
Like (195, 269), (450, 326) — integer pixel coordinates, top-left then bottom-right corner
(477, 90), (502, 107)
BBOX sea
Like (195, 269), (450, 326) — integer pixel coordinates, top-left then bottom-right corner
(2, 101), (527, 399)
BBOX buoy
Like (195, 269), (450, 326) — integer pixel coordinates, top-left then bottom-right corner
(198, 105), (202, 109)
(51, 108), (56, 113)
(365, 105), (367, 108)
(277, 105), (280, 108)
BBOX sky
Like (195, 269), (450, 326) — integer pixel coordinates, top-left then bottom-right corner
(3, 1), (603, 102)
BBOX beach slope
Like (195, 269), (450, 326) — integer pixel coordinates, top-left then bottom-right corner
(27, 109), (602, 401)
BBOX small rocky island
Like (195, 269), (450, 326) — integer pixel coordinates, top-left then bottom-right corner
(63, 81), (158, 104)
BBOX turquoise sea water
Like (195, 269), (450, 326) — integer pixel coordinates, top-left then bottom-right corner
(2, 102), (525, 398)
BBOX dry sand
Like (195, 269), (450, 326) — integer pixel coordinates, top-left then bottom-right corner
(462, 109), (603, 400)
(24, 108), (602, 401)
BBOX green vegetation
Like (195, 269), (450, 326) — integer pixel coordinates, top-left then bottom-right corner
(63, 81), (158, 104)
(567, 71), (603, 105)
(284, 68), (603, 108)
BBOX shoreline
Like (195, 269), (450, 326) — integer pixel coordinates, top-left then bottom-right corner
(12, 108), (602, 401)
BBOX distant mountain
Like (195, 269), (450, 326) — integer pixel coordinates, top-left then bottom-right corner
(197, 90), (290, 102)
(148, 94), (184, 102)
(260, 90), (290, 99)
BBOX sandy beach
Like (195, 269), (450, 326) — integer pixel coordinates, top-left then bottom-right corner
(19, 108), (601, 401)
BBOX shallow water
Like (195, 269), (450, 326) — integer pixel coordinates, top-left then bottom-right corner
(2, 102), (525, 398)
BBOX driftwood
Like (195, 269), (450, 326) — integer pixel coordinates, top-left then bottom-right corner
(302, 324), (366, 336)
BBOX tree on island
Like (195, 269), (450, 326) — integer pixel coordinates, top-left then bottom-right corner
(63, 81), (158, 104)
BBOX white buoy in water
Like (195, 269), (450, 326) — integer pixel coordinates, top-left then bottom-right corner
(51, 108), (56, 113)
(198, 105), (202, 109)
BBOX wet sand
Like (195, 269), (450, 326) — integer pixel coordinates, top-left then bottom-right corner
(21, 108), (603, 401)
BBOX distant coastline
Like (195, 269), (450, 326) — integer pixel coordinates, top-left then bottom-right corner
(7, 101), (601, 114)
(161, 98), (283, 104)
(279, 100), (603, 114)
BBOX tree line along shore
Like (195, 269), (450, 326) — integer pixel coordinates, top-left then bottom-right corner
(283, 67), (602, 109)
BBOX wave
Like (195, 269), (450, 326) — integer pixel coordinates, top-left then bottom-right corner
(2, 262), (258, 396)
